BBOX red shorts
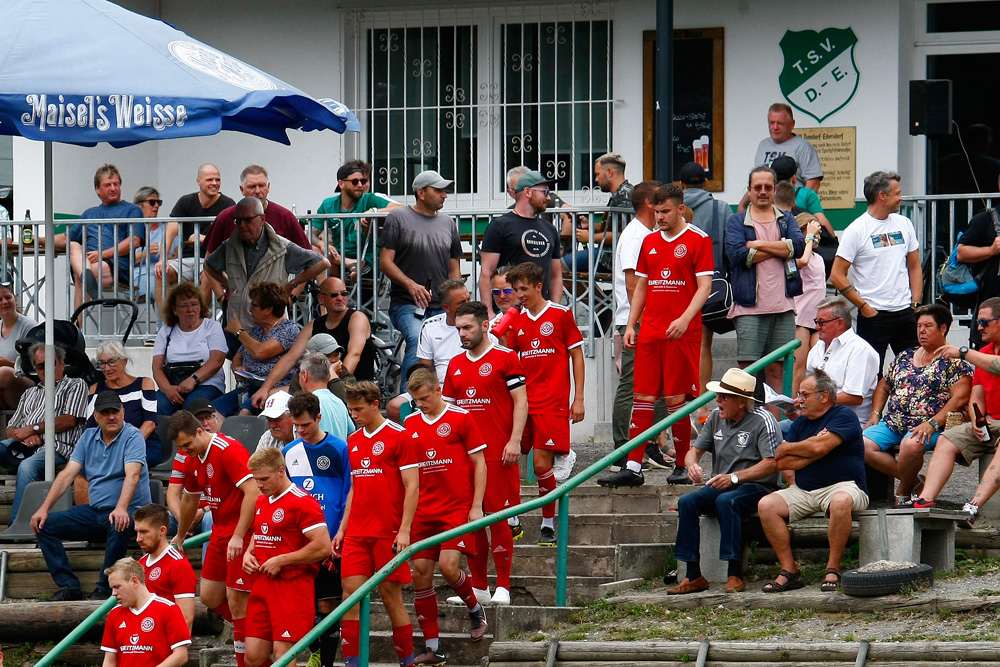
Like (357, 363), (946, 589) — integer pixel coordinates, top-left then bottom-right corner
(202, 534), (254, 592)
(484, 461), (520, 514)
(521, 413), (571, 455)
(245, 575), (314, 643)
(633, 338), (699, 399)
(410, 513), (475, 561)
(340, 534), (412, 584)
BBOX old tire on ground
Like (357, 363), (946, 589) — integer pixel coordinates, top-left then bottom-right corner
(841, 564), (934, 597)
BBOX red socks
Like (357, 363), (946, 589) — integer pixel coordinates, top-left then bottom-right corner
(413, 587), (439, 641)
(392, 624), (414, 664)
(469, 529), (490, 590)
(668, 403), (691, 464)
(627, 399), (656, 463)
(212, 601), (233, 623)
(537, 468), (557, 518)
(448, 570), (479, 611)
(492, 523), (514, 590)
(233, 617), (246, 667)
(341, 619), (360, 662)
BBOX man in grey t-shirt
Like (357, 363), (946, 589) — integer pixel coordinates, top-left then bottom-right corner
(667, 368), (781, 595)
(754, 103), (823, 192)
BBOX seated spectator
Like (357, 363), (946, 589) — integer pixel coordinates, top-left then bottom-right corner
(791, 213), (825, 395)
(294, 352), (354, 441)
(31, 390), (152, 601)
(667, 369), (780, 595)
(286, 334), (355, 402)
(758, 370), (868, 593)
(151, 282), (228, 415)
(0, 343), (87, 523)
(863, 304), (973, 504)
(86, 341), (161, 467)
(908, 298), (1000, 513)
(257, 391), (295, 451)
(220, 281), (301, 416)
(132, 187), (176, 304)
(0, 281), (39, 410)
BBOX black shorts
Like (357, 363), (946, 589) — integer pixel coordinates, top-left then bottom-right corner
(315, 557), (343, 601)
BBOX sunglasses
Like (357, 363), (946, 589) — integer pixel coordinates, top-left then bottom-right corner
(813, 317), (841, 326)
(321, 290), (351, 298)
(341, 178), (369, 186)
(234, 215), (261, 225)
(751, 184), (774, 192)
(492, 287), (514, 296)
(977, 316), (1000, 328)
(142, 198), (163, 206)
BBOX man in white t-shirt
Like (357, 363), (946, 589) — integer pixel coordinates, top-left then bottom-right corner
(831, 170), (922, 371)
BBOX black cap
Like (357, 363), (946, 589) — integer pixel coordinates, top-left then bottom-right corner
(771, 155), (798, 182)
(93, 390), (124, 412)
(677, 162), (707, 186)
(187, 398), (217, 416)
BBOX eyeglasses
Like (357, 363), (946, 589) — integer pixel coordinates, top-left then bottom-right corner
(814, 317), (841, 326)
(796, 391), (815, 399)
(977, 316), (1000, 328)
(97, 358), (121, 367)
(751, 184), (775, 192)
(176, 301), (201, 310)
(234, 215), (261, 225)
(529, 187), (551, 196)
(142, 198), (163, 206)
(492, 287), (514, 296)
(341, 178), (369, 186)
(321, 291), (351, 298)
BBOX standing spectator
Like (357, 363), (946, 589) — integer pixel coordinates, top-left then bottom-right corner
(0, 343), (87, 524)
(86, 341), (160, 467)
(380, 170), (463, 387)
(132, 187), (174, 304)
(69, 164), (145, 309)
(754, 103), (824, 192)
(726, 167), (805, 403)
(791, 213), (825, 395)
(0, 282), (38, 410)
(831, 171), (922, 370)
(956, 176), (1000, 348)
(152, 283), (228, 415)
(296, 352), (354, 441)
(771, 156), (836, 240)
(31, 391), (152, 601)
(133, 503), (198, 631)
(478, 170), (563, 316)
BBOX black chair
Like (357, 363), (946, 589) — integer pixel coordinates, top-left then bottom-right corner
(219, 416), (268, 453)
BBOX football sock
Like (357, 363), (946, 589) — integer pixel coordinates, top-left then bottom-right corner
(413, 587), (440, 641)
(668, 402), (691, 464)
(449, 569), (479, 611)
(537, 467), (557, 518)
(341, 619), (360, 662)
(392, 624), (415, 666)
(541, 517), (554, 530)
(492, 523), (514, 590)
(508, 516), (520, 527)
(425, 638), (440, 652)
(469, 528), (490, 590)
(233, 617), (246, 667)
(319, 612), (341, 667)
(211, 601), (233, 623)
(626, 399), (656, 469)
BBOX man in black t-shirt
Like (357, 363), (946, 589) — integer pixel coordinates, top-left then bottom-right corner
(956, 176), (1000, 348)
(478, 170), (562, 317)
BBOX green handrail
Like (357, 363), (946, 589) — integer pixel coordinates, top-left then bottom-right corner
(34, 530), (213, 667)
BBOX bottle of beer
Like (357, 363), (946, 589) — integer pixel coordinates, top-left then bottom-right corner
(974, 403), (991, 443)
(22, 209), (33, 245)
(414, 277), (433, 319)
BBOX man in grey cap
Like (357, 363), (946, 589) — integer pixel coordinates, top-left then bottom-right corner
(379, 169), (463, 388)
(479, 169), (563, 317)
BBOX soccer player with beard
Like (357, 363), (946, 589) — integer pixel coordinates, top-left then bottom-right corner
(133, 503), (197, 631)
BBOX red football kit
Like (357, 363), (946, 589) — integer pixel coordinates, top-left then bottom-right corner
(101, 595), (191, 667)
(245, 485), (327, 643)
(141, 546), (197, 603)
(168, 451), (209, 510)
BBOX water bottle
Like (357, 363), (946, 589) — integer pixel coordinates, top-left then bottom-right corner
(22, 209), (33, 245)
(490, 306), (520, 337)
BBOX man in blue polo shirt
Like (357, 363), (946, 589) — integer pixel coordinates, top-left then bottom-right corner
(69, 164), (145, 309)
(30, 390), (151, 601)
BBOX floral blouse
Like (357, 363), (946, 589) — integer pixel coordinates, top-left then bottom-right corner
(883, 347), (973, 435)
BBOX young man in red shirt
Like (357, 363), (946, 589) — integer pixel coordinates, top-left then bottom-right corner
(168, 411), (260, 667)
(505, 262), (585, 546)
(242, 447), (330, 667)
(133, 503), (198, 631)
(405, 367), (489, 666)
(598, 183), (713, 489)
(101, 557), (191, 667)
(337, 381), (421, 667)
(443, 300), (526, 606)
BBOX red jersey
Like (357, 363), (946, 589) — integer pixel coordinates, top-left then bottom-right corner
(101, 595), (191, 667)
(168, 451), (208, 509)
(141, 546), (197, 603)
(507, 301), (583, 415)
(181, 434), (252, 538)
(250, 484), (327, 580)
(975, 343), (1000, 419)
(345, 419), (422, 538)
(635, 225), (714, 341)
(405, 404), (486, 520)
(443, 344), (525, 461)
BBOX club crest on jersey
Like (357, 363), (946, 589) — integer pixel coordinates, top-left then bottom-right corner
(479, 362), (493, 376)
(531, 339), (540, 349)
(426, 449), (437, 459)
(260, 524), (269, 534)
(130, 634), (141, 645)
(539, 322), (554, 336)
(361, 457), (371, 468)
(317, 456), (331, 470)
(660, 268), (671, 279)
(148, 567), (161, 581)
(372, 442), (385, 455)
(272, 508), (285, 523)
(141, 617), (155, 632)
(674, 244), (688, 258)
(206, 463), (215, 478)
(436, 423), (452, 437)
(466, 387), (477, 398)
(737, 431), (751, 447)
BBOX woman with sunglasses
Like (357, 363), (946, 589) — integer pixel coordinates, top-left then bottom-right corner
(0, 281), (39, 410)
(488, 266), (518, 346)
(132, 187), (177, 305)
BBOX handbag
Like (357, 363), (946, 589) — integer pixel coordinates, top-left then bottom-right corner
(161, 326), (204, 386)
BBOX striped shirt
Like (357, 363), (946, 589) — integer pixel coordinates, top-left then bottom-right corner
(9, 376), (88, 459)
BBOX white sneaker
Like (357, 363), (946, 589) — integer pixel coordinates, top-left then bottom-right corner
(446, 587), (491, 606)
(552, 449), (578, 482)
(490, 587), (511, 605)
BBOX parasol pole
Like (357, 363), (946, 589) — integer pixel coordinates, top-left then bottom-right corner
(44, 141), (55, 481)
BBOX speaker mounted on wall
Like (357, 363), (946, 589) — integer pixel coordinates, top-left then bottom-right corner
(909, 79), (953, 136)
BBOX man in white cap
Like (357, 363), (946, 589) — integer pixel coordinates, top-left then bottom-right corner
(379, 169), (463, 388)
(667, 368), (781, 595)
(256, 391), (295, 451)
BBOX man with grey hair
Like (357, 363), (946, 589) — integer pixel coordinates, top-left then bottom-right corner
(758, 369), (868, 593)
(0, 343), (88, 524)
(754, 103), (823, 192)
(804, 296), (880, 428)
(831, 170), (922, 370)
(296, 351), (354, 441)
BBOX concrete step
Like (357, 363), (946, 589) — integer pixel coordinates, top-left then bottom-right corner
(511, 512), (677, 546)
(516, 481), (690, 514)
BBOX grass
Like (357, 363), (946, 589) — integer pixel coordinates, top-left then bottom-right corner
(2, 642), (39, 667)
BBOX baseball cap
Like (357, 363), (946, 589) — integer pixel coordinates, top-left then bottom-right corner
(677, 162), (707, 186)
(260, 390), (292, 418)
(770, 155), (798, 182)
(514, 170), (555, 193)
(307, 333), (345, 356)
(412, 170), (454, 191)
(93, 390), (124, 412)
(187, 398), (217, 416)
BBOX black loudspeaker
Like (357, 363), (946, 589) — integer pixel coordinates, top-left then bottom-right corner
(909, 79), (953, 136)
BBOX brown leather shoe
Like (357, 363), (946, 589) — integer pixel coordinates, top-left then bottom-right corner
(725, 576), (747, 593)
(667, 575), (709, 595)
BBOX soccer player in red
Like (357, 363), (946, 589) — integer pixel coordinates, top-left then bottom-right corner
(405, 367), (488, 666)
(505, 261), (585, 546)
(165, 399), (220, 542)
(337, 381), (420, 667)
(101, 557), (191, 667)
(443, 300), (526, 606)
(242, 447), (330, 667)
(597, 183), (713, 489)
(167, 411), (260, 667)
(133, 504), (198, 631)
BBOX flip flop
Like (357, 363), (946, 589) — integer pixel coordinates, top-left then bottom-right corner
(820, 568), (842, 592)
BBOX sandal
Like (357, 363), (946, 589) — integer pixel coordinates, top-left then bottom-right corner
(762, 569), (804, 593)
(820, 568), (842, 592)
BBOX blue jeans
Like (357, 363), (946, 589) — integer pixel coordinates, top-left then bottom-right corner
(156, 384), (224, 416)
(390, 304), (443, 390)
(562, 247), (610, 273)
(674, 482), (772, 563)
(8, 447), (69, 523)
(36, 504), (135, 594)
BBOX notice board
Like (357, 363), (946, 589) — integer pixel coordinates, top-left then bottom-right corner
(795, 126), (857, 209)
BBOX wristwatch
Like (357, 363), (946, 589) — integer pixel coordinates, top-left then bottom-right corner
(730, 472), (739, 485)
(960, 346), (969, 361)
(33, 424), (40, 433)
(235, 329), (244, 337)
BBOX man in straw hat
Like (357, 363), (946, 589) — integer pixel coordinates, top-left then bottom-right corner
(667, 368), (781, 595)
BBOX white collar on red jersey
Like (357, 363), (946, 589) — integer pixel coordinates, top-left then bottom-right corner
(464, 342), (496, 363)
(659, 223), (690, 243)
(127, 593), (158, 615)
(525, 301), (554, 322)
(362, 419), (394, 439)
(419, 405), (451, 425)
(268, 483), (297, 503)
(143, 544), (176, 567)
